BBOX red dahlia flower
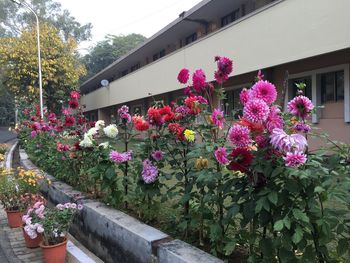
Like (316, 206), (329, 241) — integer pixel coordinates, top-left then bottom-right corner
(69, 99), (79, 109)
(64, 116), (75, 127)
(227, 148), (253, 173)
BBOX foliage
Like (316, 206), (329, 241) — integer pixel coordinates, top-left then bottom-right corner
(0, 23), (86, 113)
(0, 143), (8, 154)
(80, 34), (146, 82)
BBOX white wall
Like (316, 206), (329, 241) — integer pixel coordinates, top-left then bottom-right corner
(82, 0), (350, 112)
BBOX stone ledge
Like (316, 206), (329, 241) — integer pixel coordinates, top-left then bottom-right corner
(157, 239), (223, 263)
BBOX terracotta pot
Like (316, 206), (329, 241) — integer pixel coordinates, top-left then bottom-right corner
(22, 228), (42, 248)
(40, 238), (68, 263)
(6, 210), (23, 228)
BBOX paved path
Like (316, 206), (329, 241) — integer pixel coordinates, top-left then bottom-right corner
(0, 127), (16, 143)
(0, 207), (43, 263)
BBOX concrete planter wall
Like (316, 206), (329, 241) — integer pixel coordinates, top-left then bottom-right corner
(19, 149), (223, 263)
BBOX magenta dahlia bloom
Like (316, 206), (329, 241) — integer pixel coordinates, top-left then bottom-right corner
(266, 106), (284, 133)
(250, 80), (277, 105)
(177, 68), (190, 84)
(294, 122), (311, 133)
(287, 95), (314, 119)
(240, 88), (250, 105)
(283, 151), (307, 167)
(151, 150), (164, 161)
(109, 150), (132, 163)
(214, 56), (233, 84)
(214, 147), (229, 165)
(192, 69), (207, 92)
(228, 124), (251, 147)
(270, 128), (307, 152)
(142, 159), (158, 184)
(212, 108), (225, 129)
(243, 99), (270, 123)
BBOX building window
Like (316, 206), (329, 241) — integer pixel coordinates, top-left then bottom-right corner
(224, 88), (244, 119)
(320, 71), (344, 103)
(153, 53), (159, 61)
(121, 69), (128, 77)
(221, 9), (240, 27)
(290, 76), (312, 99)
(185, 33), (197, 45)
(130, 63), (140, 72)
(159, 49), (166, 58)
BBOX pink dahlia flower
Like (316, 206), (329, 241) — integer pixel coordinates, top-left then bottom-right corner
(240, 88), (250, 105)
(151, 150), (164, 161)
(243, 99), (270, 123)
(266, 106), (284, 133)
(109, 150), (132, 163)
(214, 147), (229, 165)
(270, 128), (307, 152)
(62, 107), (72, 116)
(212, 108), (225, 129)
(70, 91), (81, 100)
(192, 69), (207, 93)
(250, 80), (277, 105)
(177, 68), (190, 84)
(283, 151), (307, 167)
(228, 124), (251, 147)
(142, 159), (158, 184)
(287, 95), (314, 119)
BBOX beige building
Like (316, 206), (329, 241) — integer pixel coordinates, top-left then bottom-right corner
(80, 0), (350, 147)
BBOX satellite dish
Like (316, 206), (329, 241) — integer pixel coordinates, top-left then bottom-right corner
(101, 79), (109, 87)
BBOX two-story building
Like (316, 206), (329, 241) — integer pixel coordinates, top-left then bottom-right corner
(80, 0), (350, 147)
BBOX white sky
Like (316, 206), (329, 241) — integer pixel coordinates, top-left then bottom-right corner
(57, 0), (203, 52)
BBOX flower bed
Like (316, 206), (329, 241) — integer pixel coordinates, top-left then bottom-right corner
(16, 56), (350, 262)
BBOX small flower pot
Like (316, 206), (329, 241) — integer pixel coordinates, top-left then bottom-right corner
(22, 228), (42, 248)
(40, 238), (68, 263)
(5, 210), (23, 228)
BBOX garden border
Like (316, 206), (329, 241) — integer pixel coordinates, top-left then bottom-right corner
(19, 148), (223, 263)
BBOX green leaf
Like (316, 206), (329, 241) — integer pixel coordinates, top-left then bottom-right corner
(274, 220), (284, 231)
(223, 240), (236, 256)
(292, 209), (309, 223)
(292, 226), (303, 244)
(267, 191), (278, 205)
(314, 186), (325, 193)
(337, 238), (349, 256)
(283, 217), (291, 230)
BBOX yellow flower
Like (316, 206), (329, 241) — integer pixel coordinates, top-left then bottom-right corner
(184, 129), (196, 142)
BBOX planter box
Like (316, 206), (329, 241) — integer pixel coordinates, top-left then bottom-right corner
(19, 148), (223, 263)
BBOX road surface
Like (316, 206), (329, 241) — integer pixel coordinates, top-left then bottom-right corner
(0, 127), (16, 143)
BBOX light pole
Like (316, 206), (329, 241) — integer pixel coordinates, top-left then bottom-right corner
(11, 0), (44, 119)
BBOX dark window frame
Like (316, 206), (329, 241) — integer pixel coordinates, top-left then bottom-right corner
(185, 32), (197, 45)
(221, 8), (240, 27)
(320, 70), (344, 103)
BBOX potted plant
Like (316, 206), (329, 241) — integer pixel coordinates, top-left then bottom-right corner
(22, 198), (47, 248)
(38, 202), (82, 263)
(0, 172), (27, 228)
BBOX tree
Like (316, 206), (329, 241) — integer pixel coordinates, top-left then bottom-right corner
(0, 0), (92, 43)
(81, 34), (146, 81)
(0, 23), (86, 113)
